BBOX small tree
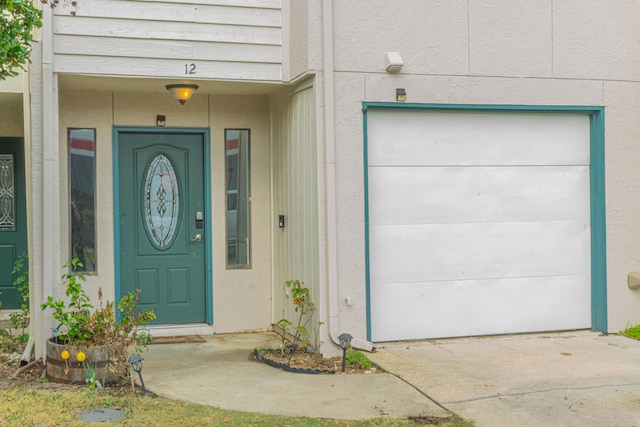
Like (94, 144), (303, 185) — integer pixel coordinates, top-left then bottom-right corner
(0, 0), (79, 81)
(0, 0), (43, 80)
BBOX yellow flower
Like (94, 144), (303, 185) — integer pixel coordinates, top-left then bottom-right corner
(76, 351), (86, 362)
(61, 350), (70, 360)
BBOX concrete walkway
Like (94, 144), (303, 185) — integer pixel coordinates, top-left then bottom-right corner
(142, 332), (449, 421)
(142, 330), (640, 425)
(370, 331), (640, 426)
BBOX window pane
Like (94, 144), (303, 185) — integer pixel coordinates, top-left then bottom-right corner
(69, 129), (96, 272)
(143, 154), (180, 249)
(225, 129), (251, 267)
(0, 154), (15, 230)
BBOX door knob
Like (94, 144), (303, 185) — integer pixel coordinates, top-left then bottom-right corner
(190, 234), (202, 242)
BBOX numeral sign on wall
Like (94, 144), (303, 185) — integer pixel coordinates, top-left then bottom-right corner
(185, 64), (196, 75)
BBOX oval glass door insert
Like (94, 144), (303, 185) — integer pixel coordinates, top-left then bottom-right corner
(143, 154), (180, 248)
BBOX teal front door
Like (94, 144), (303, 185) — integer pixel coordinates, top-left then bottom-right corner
(117, 131), (207, 324)
(0, 138), (28, 309)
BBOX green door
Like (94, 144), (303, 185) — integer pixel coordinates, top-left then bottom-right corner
(117, 131), (206, 323)
(0, 138), (28, 309)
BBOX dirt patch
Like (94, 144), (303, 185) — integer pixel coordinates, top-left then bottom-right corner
(253, 348), (382, 375)
(0, 347), (146, 397)
(409, 415), (465, 425)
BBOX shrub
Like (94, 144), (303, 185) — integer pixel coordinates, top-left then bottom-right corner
(621, 324), (640, 340)
(346, 348), (372, 370)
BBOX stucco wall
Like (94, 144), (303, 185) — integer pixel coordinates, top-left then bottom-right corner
(324, 0), (640, 336)
(0, 106), (24, 137)
(57, 89), (272, 332)
(0, 74), (26, 136)
(209, 95), (272, 333)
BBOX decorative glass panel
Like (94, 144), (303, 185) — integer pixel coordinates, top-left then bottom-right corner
(144, 154), (180, 249)
(69, 129), (96, 272)
(0, 154), (14, 230)
(225, 129), (251, 267)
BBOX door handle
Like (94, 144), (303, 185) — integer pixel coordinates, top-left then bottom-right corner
(190, 234), (202, 242)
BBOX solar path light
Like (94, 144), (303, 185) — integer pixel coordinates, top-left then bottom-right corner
(338, 332), (353, 373)
(128, 354), (147, 396)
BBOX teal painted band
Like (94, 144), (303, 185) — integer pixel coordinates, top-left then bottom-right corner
(589, 111), (607, 332)
(112, 127), (121, 308)
(363, 102), (603, 113)
(363, 110), (372, 342)
(203, 130), (213, 325)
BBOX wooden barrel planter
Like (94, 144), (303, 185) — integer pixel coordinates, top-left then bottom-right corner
(46, 337), (120, 384)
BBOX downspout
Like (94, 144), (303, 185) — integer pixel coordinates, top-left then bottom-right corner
(21, 57), (35, 365)
(322, 0), (373, 352)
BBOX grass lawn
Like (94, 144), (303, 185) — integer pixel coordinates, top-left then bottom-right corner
(0, 387), (472, 427)
(621, 324), (640, 340)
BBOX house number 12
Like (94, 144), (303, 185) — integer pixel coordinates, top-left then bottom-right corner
(185, 64), (196, 75)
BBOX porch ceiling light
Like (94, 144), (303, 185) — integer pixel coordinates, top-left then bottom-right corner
(166, 84), (199, 105)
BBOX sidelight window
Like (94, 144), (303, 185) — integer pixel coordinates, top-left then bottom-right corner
(69, 128), (96, 272)
(225, 129), (251, 268)
(0, 154), (14, 230)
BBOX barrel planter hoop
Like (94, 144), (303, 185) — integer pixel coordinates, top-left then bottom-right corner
(46, 337), (120, 384)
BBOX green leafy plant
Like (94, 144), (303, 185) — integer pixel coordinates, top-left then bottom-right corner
(83, 362), (99, 388)
(8, 253), (30, 341)
(0, 253), (30, 342)
(274, 279), (317, 362)
(621, 324), (640, 340)
(82, 361), (107, 389)
(346, 348), (372, 370)
(0, 0), (83, 80)
(40, 258), (156, 375)
(0, 0), (43, 80)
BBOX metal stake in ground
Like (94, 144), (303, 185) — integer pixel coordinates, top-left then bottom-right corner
(338, 333), (353, 373)
(128, 354), (147, 396)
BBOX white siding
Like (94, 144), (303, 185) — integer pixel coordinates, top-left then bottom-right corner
(52, 0), (282, 81)
(271, 81), (319, 332)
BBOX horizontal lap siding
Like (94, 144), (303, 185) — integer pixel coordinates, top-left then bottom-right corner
(52, 0), (282, 81)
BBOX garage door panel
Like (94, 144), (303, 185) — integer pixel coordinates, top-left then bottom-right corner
(367, 109), (592, 341)
(370, 221), (590, 284)
(368, 111), (590, 167)
(368, 166), (590, 225)
(370, 276), (591, 342)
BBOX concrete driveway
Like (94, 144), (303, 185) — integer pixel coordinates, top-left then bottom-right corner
(368, 330), (640, 427)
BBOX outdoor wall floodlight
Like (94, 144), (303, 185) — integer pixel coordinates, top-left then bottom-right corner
(384, 52), (404, 73)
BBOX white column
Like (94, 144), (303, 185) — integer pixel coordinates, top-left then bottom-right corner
(31, 6), (61, 359)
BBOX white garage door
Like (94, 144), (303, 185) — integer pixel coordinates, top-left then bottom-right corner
(367, 109), (592, 342)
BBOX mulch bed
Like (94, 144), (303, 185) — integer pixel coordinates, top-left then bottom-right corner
(252, 348), (381, 375)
